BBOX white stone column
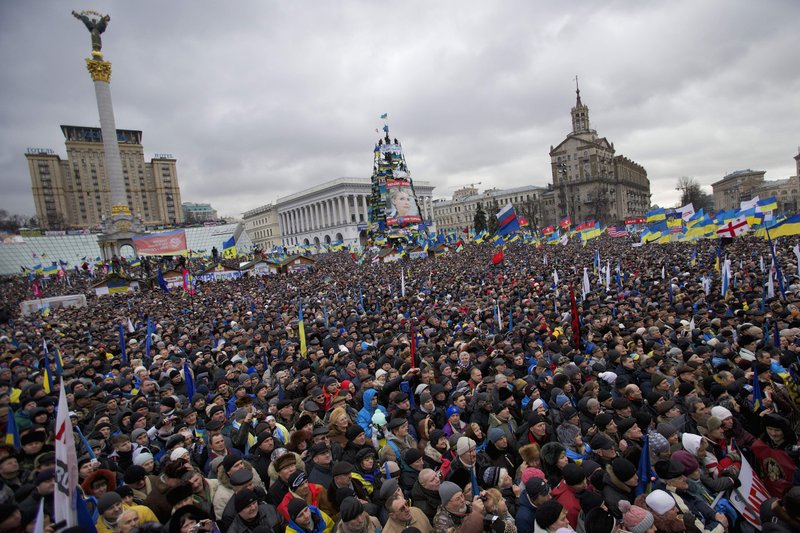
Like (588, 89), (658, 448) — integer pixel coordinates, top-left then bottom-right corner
(91, 70), (127, 209)
(323, 200), (330, 227)
(314, 202), (321, 229)
(334, 197), (342, 225)
(344, 194), (351, 224)
(361, 194), (368, 222)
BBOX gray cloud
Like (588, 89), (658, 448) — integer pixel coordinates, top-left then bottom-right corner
(1, 1), (798, 219)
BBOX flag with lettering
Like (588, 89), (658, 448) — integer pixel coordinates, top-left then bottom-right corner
(728, 447), (771, 529)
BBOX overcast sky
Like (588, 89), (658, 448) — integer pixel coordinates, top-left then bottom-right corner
(1, 1), (798, 219)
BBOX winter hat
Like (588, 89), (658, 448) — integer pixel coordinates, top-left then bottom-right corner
(598, 372), (617, 385)
(230, 469), (253, 487)
(700, 416), (722, 435)
(438, 481), (462, 505)
(671, 450), (699, 475)
(287, 497), (307, 520)
(618, 501), (655, 533)
(617, 418), (638, 437)
(274, 452), (296, 473)
(648, 431), (670, 456)
(446, 405), (461, 418)
(456, 436), (476, 456)
(681, 433), (703, 455)
(123, 465), (147, 484)
(656, 422), (677, 440)
(562, 463), (585, 486)
(233, 489), (258, 513)
(487, 427), (505, 444)
(288, 470), (306, 491)
(584, 508), (616, 533)
(594, 413), (614, 431)
(133, 452), (155, 466)
(166, 483), (194, 506)
(130, 428), (147, 442)
(536, 499), (564, 529)
(521, 467), (546, 483)
(525, 477), (550, 498)
(403, 449), (423, 466)
(170, 447), (189, 462)
(340, 497), (363, 522)
(590, 433), (614, 451)
(611, 458), (637, 483)
(97, 492), (122, 514)
(577, 489), (605, 513)
(556, 423), (580, 446)
(710, 406), (733, 421)
(654, 458), (685, 480)
(540, 442), (566, 467)
(483, 466), (502, 488)
(346, 425), (365, 440)
(645, 489), (676, 515)
(332, 461), (354, 476)
(379, 478), (399, 503)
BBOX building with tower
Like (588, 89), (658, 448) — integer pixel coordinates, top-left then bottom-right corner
(26, 127), (183, 230)
(540, 83), (650, 226)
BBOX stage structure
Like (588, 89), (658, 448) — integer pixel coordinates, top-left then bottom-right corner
(368, 121), (429, 243)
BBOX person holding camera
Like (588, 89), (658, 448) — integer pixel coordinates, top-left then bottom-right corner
(432, 481), (485, 533)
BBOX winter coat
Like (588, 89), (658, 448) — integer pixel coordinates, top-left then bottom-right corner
(411, 479), (441, 522)
(356, 389), (388, 438)
(515, 490), (538, 533)
(551, 480), (582, 528)
(601, 466), (635, 519)
(226, 502), (284, 533)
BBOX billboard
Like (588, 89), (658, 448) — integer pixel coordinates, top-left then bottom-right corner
(385, 172), (422, 228)
(133, 229), (188, 256)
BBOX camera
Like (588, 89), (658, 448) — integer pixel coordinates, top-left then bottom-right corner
(483, 514), (503, 532)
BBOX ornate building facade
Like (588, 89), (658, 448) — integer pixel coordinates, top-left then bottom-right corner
(540, 87), (650, 226)
(25, 126), (182, 229)
(712, 148), (800, 214)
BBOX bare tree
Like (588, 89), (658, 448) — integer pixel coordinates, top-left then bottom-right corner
(676, 176), (714, 212)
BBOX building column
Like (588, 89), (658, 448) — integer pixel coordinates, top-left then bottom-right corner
(302, 205), (308, 233)
(323, 200), (330, 227)
(361, 194), (368, 223)
(335, 197), (342, 225)
(344, 194), (351, 224)
(310, 203), (317, 230)
(315, 202), (321, 229)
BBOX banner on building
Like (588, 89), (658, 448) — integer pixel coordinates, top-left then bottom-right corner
(133, 229), (188, 256)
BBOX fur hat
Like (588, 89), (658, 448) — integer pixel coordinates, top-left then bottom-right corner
(518, 443), (540, 464)
(274, 452), (297, 473)
(540, 442), (566, 467)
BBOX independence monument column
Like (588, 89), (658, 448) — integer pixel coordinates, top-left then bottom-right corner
(73, 10), (143, 259)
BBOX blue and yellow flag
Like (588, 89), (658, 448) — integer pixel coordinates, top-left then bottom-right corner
(222, 236), (237, 259)
(298, 303), (307, 357)
(5, 410), (20, 450)
(752, 364), (763, 412)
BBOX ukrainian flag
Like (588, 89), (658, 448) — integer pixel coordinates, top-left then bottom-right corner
(222, 236), (237, 259)
(757, 197), (778, 213)
(762, 214), (800, 238)
(646, 208), (666, 223)
(5, 411), (20, 450)
(298, 303), (307, 357)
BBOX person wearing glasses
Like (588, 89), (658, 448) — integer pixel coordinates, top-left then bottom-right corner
(383, 489), (433, 533)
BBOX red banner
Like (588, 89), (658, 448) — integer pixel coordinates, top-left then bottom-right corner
(624, 217), (646, 225)
(542, 225), (555, 235)
(133, 229), (188, 256)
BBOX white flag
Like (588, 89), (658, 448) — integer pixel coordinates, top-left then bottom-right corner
(582, 267), (590, 300)
(793, 244), (800, 277)
(661, 265), (665, 279)
(553, 269), (559, 286)
(605, 262), (611, 292)
(759, 255), (765, 273)
(677, 203), (695, 221)
(127, 318), (135, 333)
(543, 254), (548, 266)
(767, 261), (775, 298)
(33, 499), (45, 533)
(55, 379), (78, 527)
(740, 196), (760, 211)
(400, 269), (406, 297)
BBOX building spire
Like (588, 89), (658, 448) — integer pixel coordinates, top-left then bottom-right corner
(570, 77), (590, 134)
(575, 75), (582, 106)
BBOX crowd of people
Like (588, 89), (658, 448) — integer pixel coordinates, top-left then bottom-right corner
(0, 235), (799, 533)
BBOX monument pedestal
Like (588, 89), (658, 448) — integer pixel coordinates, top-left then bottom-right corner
(98, 204), (145, 260)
